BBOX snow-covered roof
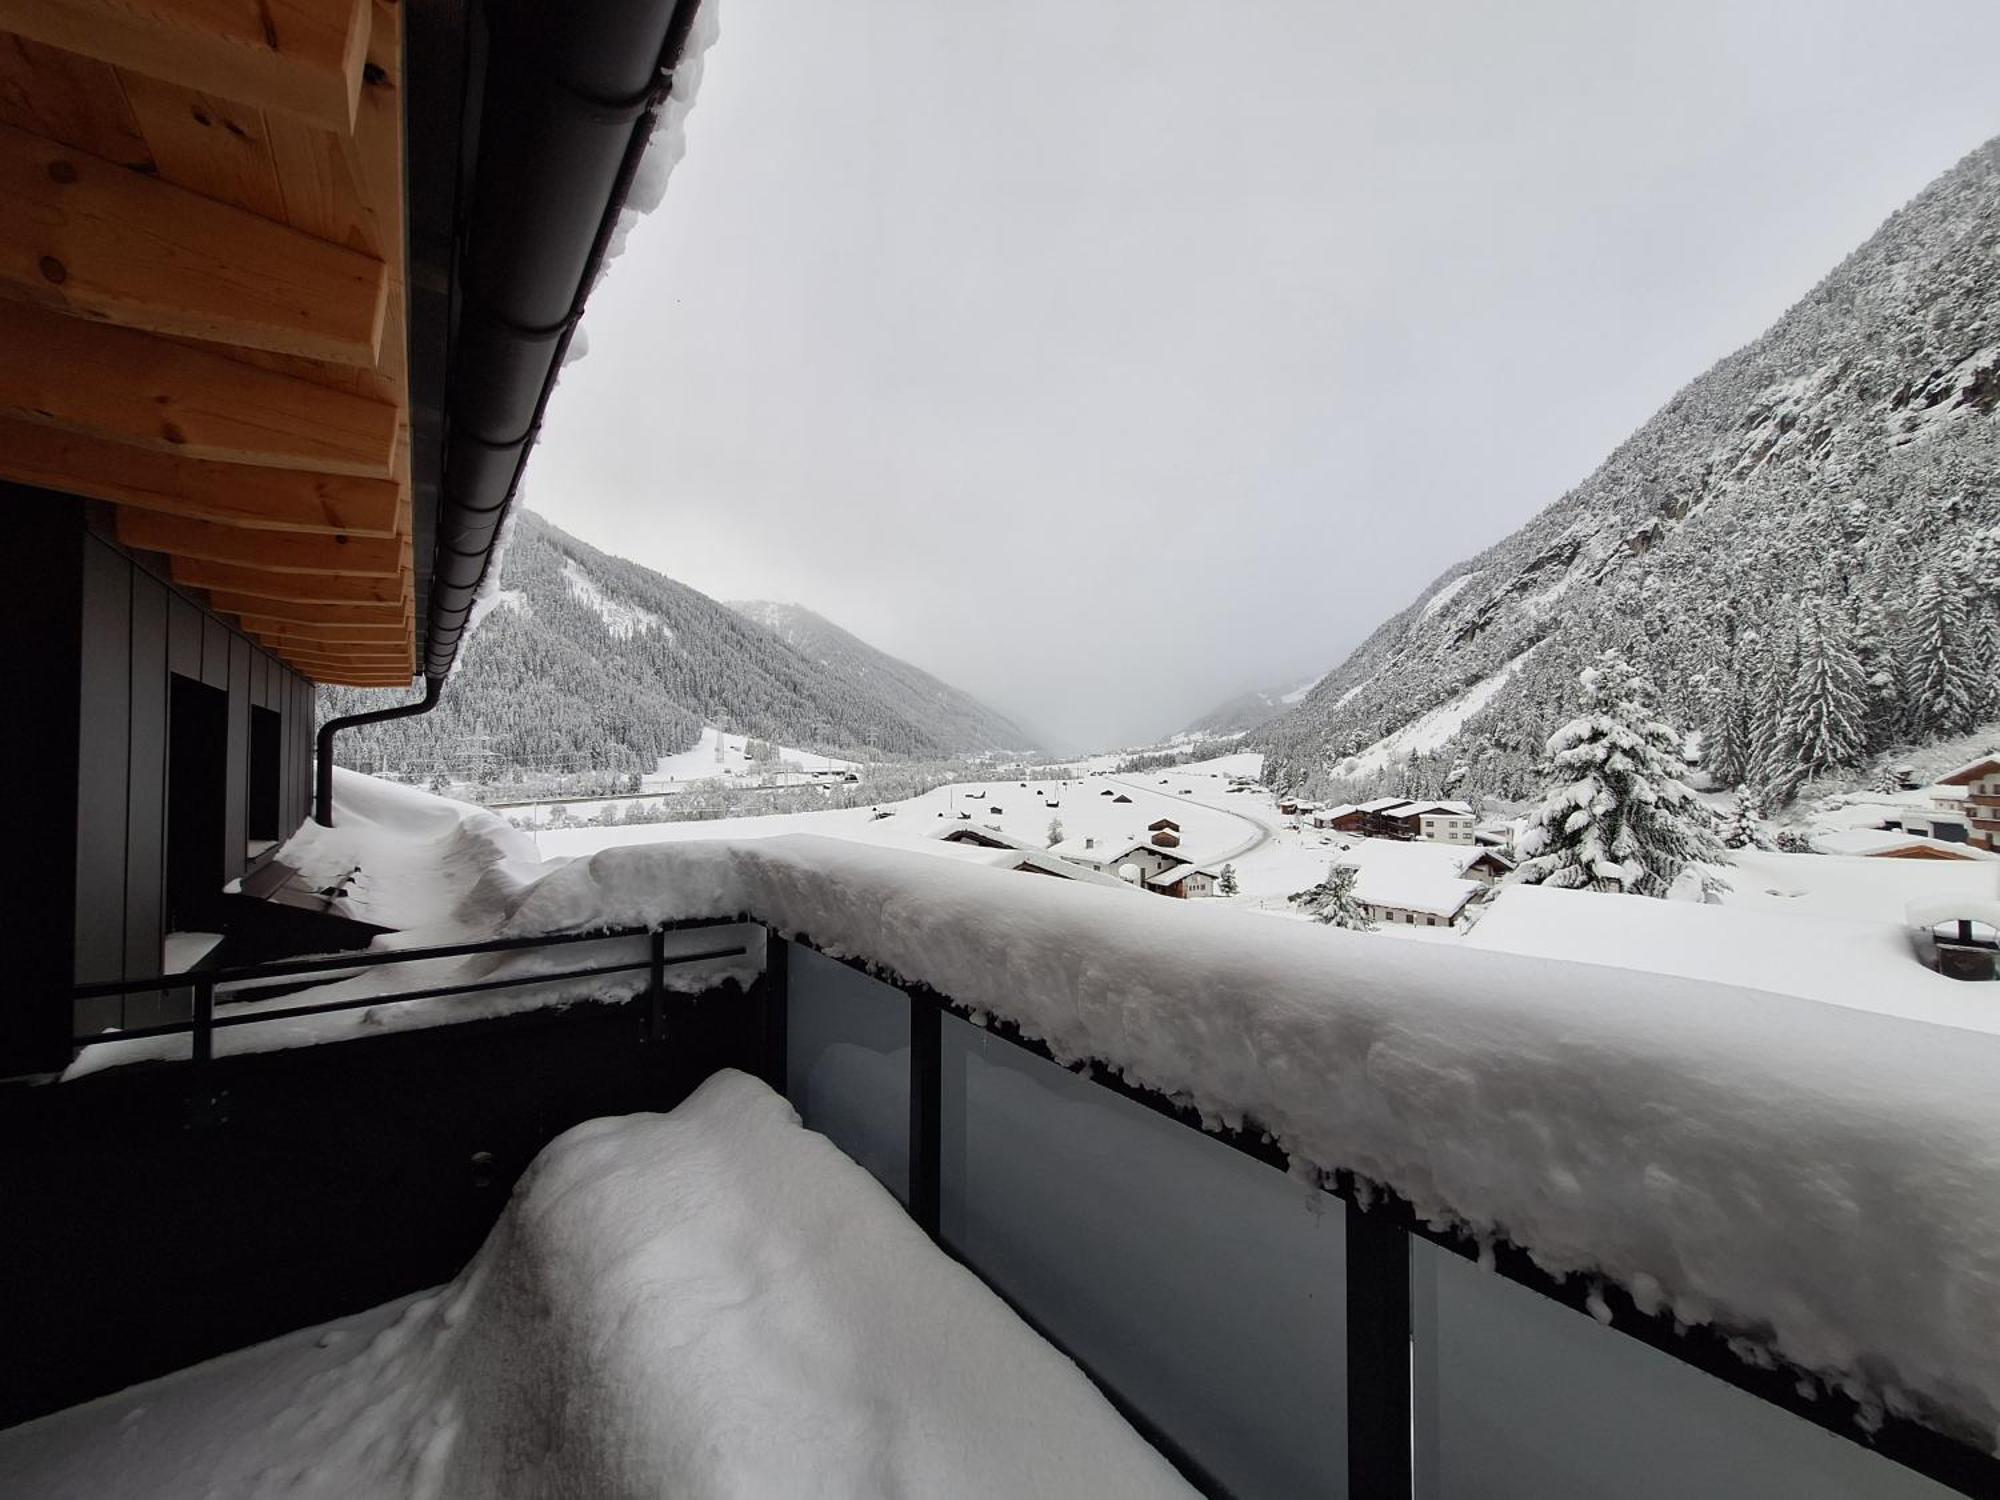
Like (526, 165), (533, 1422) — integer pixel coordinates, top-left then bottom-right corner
(1313, 804), (1360, 821)
(1355, 797), (1409, 813)
(1812, 829), (1999, 860)
(1415, 800), (1475, 818)
(1331, 841), (1483, 916)
(1936, 755), (2000, 786)
(1147, 865), (1220, 888)
(929, 824), (1039, 853)
(1470, 883), (1999, 1036)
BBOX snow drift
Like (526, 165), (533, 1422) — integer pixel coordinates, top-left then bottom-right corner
(507, 833), (2000, 1450)
(0, 1072), (1193, 1498)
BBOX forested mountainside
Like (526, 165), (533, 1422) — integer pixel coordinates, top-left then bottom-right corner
(324, 513), (1016, 776)
(731, 601), (1040, 755)
(1262, 137), (2000, 804)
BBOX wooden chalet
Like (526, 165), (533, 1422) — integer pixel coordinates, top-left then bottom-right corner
(1934, 756), (2000, 851)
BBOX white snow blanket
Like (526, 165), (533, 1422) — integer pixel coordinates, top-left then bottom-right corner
(0, 1072), (1193, 1499)
(504, 833), (2000, 1451)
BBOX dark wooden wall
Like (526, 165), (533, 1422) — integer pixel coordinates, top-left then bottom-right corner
(72, 524), (318, 1031)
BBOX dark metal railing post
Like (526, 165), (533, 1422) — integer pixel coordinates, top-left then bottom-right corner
(908, 995), (941, 1239)
(645, 926), (666, 1043)
(1347, 1200), (1413, 1497)
(191, 977), (215, 1067)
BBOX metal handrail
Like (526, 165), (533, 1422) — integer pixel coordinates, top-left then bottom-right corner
(69, 918), (750, 1058)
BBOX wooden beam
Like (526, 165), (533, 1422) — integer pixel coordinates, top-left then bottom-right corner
(0, 35), (154, 167)
(0, 417), (399, 532)
(207, 590), (404, 621)
(0, 299), (396, 473)
(117, 508), (399, 574)
(0, 0), (371, 132)
(116, 69), (286, 220)
(239, 613), (409, 643)
(171, 555), (403, 601)
(0, 121), (386, 364)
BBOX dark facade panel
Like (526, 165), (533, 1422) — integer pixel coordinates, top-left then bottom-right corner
(124, 575), (168, 986)
(200, 614), (228, 690)
(223, 636), (250, 881)
(168, 592), (200, 679)
(74, 539), (130, 991)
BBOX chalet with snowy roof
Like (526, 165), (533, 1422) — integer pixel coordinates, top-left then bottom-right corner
(3, 2), (1996, 1493)
(1312, 804), (1363, 830)
(1335, 840), (1487, 928)
(1146, 865), (1220, 899)
(1934, 756), (2000, 850)
(1369, 799), (1476, 843)
(1812, 829), (2000, 862)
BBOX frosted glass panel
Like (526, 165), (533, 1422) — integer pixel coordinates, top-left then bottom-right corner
(941, 1015), (1346, 1498)
(784, 944), (909, 1203)
(1412, 1239), (1957, 1500)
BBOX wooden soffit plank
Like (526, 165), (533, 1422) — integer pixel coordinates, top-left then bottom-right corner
(172, 555), (403, 601)
(117, 507), (399, 574)
(242, 621), (410, 647)
(0, 121), (386, 364)
(0, 298), (396, 473)
(0, 0), (371, 132)
(208, 590), (404, 621)
(0, 417), (398, 532)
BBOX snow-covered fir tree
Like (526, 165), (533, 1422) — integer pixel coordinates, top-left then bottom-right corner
(1217, 863), (1240, 896)
(1720, 786), (1771, 850)
(1288, 864), (1373, 929)
(1902, 571), (1979, 740)
(1518, 651), (1730, 898)
(1783, 607), (1869, 776)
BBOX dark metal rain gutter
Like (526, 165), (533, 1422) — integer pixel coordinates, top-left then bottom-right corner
(315, 0), (704, 825)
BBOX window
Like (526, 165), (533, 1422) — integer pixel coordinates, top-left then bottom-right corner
(248, 705), (281, 854)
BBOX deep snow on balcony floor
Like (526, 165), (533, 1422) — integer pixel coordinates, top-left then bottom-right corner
(0, 1072), (1192, 1499)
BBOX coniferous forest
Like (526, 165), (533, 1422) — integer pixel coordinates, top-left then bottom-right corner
(1260, 139), (2000, 806)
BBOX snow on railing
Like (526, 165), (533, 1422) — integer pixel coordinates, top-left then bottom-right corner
(503, 833), (2000, 1452)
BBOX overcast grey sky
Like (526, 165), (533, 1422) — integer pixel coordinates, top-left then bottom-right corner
(526, 0), (2000, 753)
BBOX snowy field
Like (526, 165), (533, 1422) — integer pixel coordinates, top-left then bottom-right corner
(0, 1074), (1191, 1498)
(532, 753), (1276, 872)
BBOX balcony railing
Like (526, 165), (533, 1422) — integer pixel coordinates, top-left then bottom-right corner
(60, 895), (1999, 1499)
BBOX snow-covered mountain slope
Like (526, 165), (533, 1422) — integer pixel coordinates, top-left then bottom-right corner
(731, 601), (1040, 756)
(323, 512), (1003, 775)
(1263, 137), (2000, 799)
(1185, 675), (1321, 737)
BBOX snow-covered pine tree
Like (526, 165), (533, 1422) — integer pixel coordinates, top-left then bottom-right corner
(1046, 816), (1064, 847)
(1850, 596), (1899, 755)
(1783, 607), (1869, 777)
(1218, 863), (1240, 896)
(1289, 864), (1373, 929)
(1751, 623), (1805, 807)
(1902, 570), (1978, 739)
(1518, 650), (1730, 898)
(1720, 786), (1771, 850)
